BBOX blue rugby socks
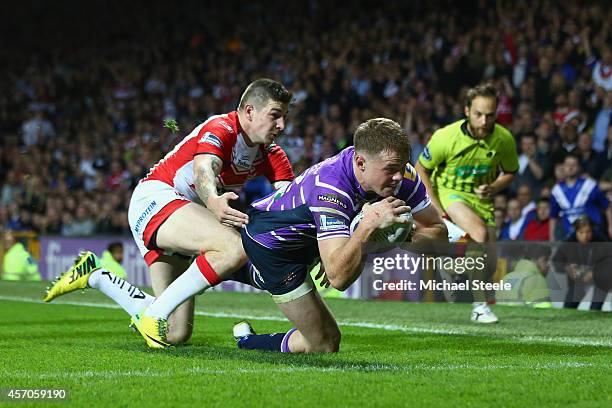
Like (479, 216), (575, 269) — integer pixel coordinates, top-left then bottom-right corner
(237, 328), (296, 352)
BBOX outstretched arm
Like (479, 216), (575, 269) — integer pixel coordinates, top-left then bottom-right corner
(194, 154), (249, 227)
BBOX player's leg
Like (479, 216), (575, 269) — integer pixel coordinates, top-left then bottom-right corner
(445, 201), (488, 243)
(154, 202), (247, 275)
(131, 203), (248, 348)
(277, 290), (341, 353)
(149, 255), (194, 345)
(141, 202), (246, 319)
(43, 251), (156, 315)
(468, 225), (499, 323)
(445, 200), (498, 323)
(444, 200), (489, 302)
(235, 278), (341, 353)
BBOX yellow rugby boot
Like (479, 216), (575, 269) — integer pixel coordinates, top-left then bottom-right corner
(43, 251), (101, 302)
(130, 310), (171, 349)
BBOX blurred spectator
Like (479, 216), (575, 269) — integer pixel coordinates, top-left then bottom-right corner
(535, 121), (556, 156)
(1, 229), (40, 281)
(552, 216), (610, 310)
(549, 154), (611, 240)
(576, 132), (606, 179)
(524, 198), (551, 241)
(21, 111), (55, 147)
(494, 208), (506, 238)
(493, 194), (508, 212)
(516, 184), (537, 221)
(591, 92), (611, 153)
(512, 133), (551, 195)
(553, 120), (579, 164)
(496, 244), (552, 308)
(61, 205), (95, 237)
(100, 241), (127, 280)
(499, 198), (527, 241)
(1, 171), (23, 206)
(582, 29), (612, 92)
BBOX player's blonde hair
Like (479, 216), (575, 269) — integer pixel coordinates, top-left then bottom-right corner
(353, 118), (411, 162)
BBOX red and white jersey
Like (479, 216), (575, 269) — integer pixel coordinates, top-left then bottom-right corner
(143, 111), (294, 204)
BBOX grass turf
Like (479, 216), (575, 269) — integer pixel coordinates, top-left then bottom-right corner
(0, 281), (610, 407)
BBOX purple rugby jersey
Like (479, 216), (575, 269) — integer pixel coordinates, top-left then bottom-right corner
(246, 146), (431, 251)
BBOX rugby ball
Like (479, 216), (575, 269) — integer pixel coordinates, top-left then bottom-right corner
(350, 210), (414, 243)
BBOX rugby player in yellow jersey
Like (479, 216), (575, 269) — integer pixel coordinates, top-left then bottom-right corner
(415, 83), (519, 323)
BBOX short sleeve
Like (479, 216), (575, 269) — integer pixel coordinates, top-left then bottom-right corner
(396, 163), (431, 214)
(195, 123), (231, 160)
(500, 132), (519, 173)
(418, 130), (447, 170)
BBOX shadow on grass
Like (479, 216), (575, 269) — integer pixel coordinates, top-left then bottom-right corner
(115, 328), (612, 371)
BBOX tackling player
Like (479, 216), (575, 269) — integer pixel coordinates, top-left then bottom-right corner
(415, 83), (519, 323)
(44, 79), (294, 346)
(134, 118), (447, 351)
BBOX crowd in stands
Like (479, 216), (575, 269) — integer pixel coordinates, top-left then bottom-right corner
(1, 0), (610, 242)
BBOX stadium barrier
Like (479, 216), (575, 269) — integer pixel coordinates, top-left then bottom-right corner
(36, 237), (611, 309)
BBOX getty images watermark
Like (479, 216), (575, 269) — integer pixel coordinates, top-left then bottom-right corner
(369, 252), (511, 292)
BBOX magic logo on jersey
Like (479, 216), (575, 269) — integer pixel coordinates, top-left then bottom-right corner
(422, 146), (432, 161)
(319, 214), (347, 231)
(317, 194), (347, 209)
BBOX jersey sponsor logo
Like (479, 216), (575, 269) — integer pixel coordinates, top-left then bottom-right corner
(319, 214), (347, 231)
(422, 146), (432, 161)
(317, 194), (347, 209)
(235, 155), (252, 169)
(404, 164), (417, 181)
(134, 200), (157, 234)
(199, 132), (222, 148)
(454, 164), (491, 178)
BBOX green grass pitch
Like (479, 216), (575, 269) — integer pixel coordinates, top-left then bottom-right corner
(1, 281), (610, 407)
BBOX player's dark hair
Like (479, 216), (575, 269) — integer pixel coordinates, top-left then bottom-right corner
(353, 118), (411, 162)
(238, 78), (292, 110)
(107, 241), (123, 253)
(466, 83), (499, 108)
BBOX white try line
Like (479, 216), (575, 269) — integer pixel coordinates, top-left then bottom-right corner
(2, 361), (607, 381)
(1, 295), (611, 348)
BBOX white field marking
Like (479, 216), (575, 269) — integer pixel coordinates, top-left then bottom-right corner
(1, 295), (611, 348)
(2, 362), (606, 381)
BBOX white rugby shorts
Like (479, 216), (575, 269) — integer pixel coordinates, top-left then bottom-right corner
(128, 180), (191, 265)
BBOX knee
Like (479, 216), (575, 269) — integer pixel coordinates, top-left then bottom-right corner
(166, 324), (193, 345)
(305, 327), (341, 353)
(470, 226), (488, 243)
